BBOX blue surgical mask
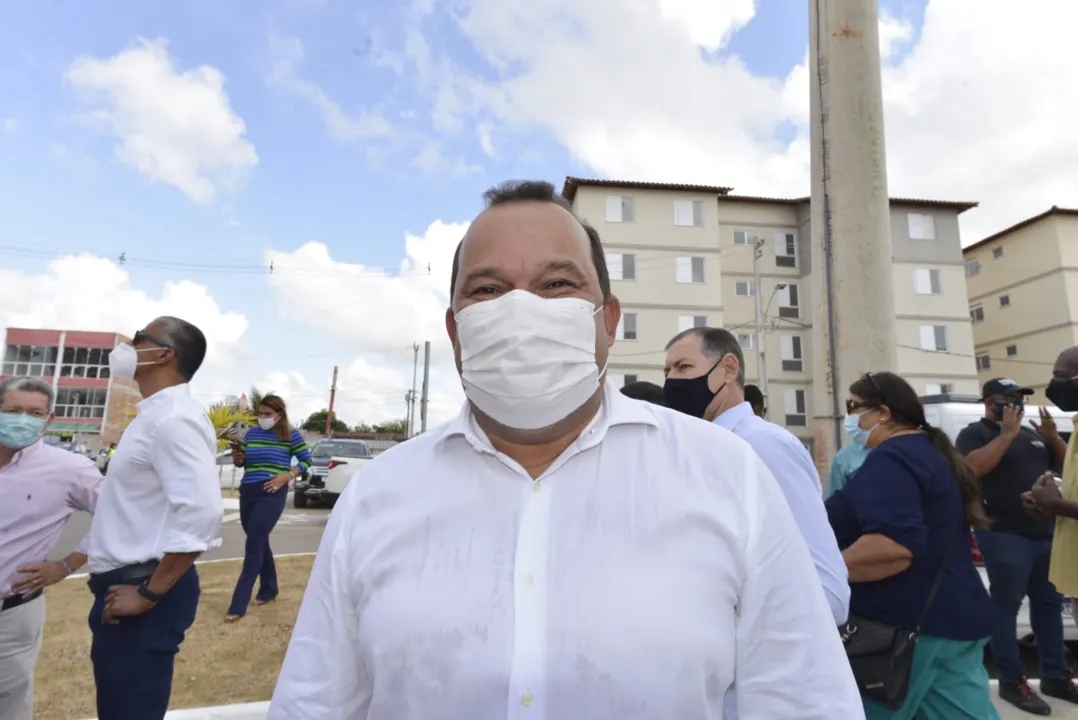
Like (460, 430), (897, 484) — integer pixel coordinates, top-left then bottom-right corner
(0, 413), (46, 450)
(843, 414), (871, 446)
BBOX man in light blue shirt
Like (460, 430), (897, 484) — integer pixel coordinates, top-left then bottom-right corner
(827, 441), (871, 499)
(663, 327), (850, 624)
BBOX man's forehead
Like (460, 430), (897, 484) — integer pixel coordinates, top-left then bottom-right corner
(1055, 346), (1078, 377)
(460, 202), (590, 265)
(1, 389), (48, 408)
(664, 335), (703, 364)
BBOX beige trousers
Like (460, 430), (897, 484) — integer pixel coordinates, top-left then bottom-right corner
(0, 596), (45, 720)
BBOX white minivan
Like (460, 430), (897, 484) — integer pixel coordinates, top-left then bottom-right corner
(921, 393), (1077, 643)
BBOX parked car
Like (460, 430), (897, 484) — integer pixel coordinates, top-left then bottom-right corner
(922, 394), (1078, 643)
(321, 452), (374, 508)
(294, 439), (373, 508)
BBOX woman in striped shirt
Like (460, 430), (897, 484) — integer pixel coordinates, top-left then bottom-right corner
(225, 394), (313, 622)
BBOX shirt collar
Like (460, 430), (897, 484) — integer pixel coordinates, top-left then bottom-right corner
(4, 438), (44, 468)
(713, 401), (754, 431)
(436, 379), (659, 450)
(136, 383), (190, 412)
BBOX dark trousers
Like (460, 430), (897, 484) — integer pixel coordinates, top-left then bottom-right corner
(974, 529), (1066, 683)
(227, 483), (288, 616)
(88, 566), (199, 720)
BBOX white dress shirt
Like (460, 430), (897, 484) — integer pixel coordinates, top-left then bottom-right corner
(88, 384), (222, 574)
(270, 384), (863, 720)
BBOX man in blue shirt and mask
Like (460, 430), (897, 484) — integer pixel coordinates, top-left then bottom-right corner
(826, 414), (873, 499)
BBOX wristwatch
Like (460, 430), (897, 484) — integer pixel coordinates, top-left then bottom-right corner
(137, 583), (164, 605)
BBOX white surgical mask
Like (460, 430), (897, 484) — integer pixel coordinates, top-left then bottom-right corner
(258, 416), (277, 431)
(455, 289), (606, 430)
(107, 343), (160, 382)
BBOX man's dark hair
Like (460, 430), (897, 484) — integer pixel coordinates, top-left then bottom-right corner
(620, 381), (665, 406)
(449, 180), (611, 300)
(744, 384), (765, 410)
(158, 316), (207, 381)
(664, 327), (746, 388)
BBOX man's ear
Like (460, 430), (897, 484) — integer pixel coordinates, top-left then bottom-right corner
(602, 295), (621, 343)
(445, 307), (457, 347)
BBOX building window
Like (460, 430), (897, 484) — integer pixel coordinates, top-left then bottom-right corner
(733, 230), (754, 246)
(925, 383), (955, 396)
(737, 333), (755, 350)
(676, 256), (705, 284)
(674, 200), (703, 227)
(976, 354), (991, 371)
(616, 313), (637, 340)
(781, 335), (804, 372)
(1000, 295), (1010, 308)
(784, 388), (807, 427)
(1006, 344), (1017, 357)
(908, 213), (936, 240)
(774, 231), (797, 268)
(60, 346), (112, 379)
(624, 374), (638, 386)
(778, 283), (800, 318)
(54, 387), (107, 419)
(913, 268), (942, 295)
(678, 315), (706, 332)
(606, 252), (636, 281)
(605, 195), (635, 223)
(919, 325), (948, 352)
(993, 246), (1004, 259)
(965, 258), (981, 277)
(735, 280), (755, 297)
(2, 344), (59, 378)
(969, 305), (984, 324)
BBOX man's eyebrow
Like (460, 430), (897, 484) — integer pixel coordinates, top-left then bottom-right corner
(459, 266), (506, 287)
(541, 259), (588, 279)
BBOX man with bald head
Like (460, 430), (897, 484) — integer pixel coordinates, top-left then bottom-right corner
(270, 180), (862, 719)
(86, 317), (222, 719)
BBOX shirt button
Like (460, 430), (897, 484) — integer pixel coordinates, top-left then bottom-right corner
(521, 691), (534, 707)
(524, 573), (535, 587)
(532, 482), (542, 493)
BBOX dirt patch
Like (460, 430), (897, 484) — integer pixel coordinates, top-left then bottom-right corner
(34, 555), (314, 719)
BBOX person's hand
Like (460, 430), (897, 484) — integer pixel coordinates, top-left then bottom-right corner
(1001, 404), (1023, 439)
(232, 449), (245, 465)
(263, 473), (292, 493)
(11, 561), (69, 597)
(1030, 471), (1063, 511)
(1032, 406), (1059, 440)
(1022, 491), (1049, 517)
(102, 585), (155, 625)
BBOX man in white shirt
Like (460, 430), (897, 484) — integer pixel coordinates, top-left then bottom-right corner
(270, 180), (863, 719)
(86, 317), (222, 720)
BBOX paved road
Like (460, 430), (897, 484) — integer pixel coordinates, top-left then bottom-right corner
(52, 496), (330, 564)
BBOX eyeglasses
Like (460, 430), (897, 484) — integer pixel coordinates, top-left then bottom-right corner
(0, 407), (49, 419)
(132, 330), (173, 349)
(845, 399), (873, 414)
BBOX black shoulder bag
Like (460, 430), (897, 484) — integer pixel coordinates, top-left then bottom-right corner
(839, 528), (959, 711)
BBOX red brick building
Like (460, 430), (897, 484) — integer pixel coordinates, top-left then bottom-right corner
(1, 327), (144, 447)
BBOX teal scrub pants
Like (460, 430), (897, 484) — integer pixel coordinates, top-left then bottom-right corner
(863, 635), (999, 719)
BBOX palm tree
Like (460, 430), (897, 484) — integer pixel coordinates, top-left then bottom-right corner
(206, 403), (256, 451)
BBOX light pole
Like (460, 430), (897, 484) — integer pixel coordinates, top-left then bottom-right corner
(752, 235), (786, 416)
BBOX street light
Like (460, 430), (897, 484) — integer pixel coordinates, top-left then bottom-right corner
(753, 234), (788, 417)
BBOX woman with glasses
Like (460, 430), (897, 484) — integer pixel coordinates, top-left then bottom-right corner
(226, 394), (312, 623)
(826, 371), (998, 719)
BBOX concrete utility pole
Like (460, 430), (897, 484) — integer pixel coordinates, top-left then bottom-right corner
(809, 0), (898, 478)
(420, 341), (430, 433)
(409, 343), (419, 437)
(752, 237), (769, 408)
(325, 365), (339, 438)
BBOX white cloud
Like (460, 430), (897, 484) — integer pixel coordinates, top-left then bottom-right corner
(2, 118), (19, 133)
(0, 254), (251, 398)
(409, 0), (1078, 241)
(263, 219), (468, 426)
(66, 38), (258, 204)
(267, 36), (393, 143)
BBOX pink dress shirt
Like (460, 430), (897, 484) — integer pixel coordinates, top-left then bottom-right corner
(0, 440), (103, 598)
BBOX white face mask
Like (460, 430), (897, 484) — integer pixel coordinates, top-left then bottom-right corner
(108, 343), (160, 382)
(258, 416), (277, 431)
(455, 289), (607, 430)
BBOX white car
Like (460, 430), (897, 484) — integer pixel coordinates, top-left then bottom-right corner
(321, 455), (372, 508)
(975, 564), (1078, 644)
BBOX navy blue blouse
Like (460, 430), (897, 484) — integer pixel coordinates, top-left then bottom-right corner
(826, 434), (992, 642)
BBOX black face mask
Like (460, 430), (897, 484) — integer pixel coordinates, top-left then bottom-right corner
(1046, 377), (1078, 412)
(664, 357), (726, 419)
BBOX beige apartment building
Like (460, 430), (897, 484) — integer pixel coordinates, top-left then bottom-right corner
(563, 177), (981, 445)
(964, 206), (1078, 404)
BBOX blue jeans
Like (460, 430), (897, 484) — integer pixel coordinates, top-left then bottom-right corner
(88, 567), (200, 720)
(227, 483), (288, 616)
(974, 530), (1066, 683)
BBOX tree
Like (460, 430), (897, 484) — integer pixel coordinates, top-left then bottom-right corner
(206, 403), (256, 450)
(249, 386), (265, 409)
(302, 409), (349, 433)
(372, 419), (408, 435)
(353, 422), (374, 433)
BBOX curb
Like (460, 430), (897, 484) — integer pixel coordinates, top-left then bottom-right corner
(83, 702), (270, 720)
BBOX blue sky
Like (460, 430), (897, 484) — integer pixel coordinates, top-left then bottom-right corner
(10, 0), (1050, 426)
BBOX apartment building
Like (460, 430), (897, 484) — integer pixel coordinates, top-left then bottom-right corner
(964, 206), (1078, 404)
(1, 327), (143, 447)
(563, 177), (981, 445)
